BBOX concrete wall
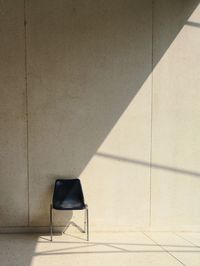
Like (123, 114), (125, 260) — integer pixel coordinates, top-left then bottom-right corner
(0, 0), (200, 232)
(0, 0), (28, 226)
(151, 0), (200, 231)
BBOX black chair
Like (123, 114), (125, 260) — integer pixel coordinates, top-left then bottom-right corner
(50, 178), (89, 241)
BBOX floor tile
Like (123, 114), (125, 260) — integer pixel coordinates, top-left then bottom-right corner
(0, 232), (183, 266)
(145, 232), (200, 266)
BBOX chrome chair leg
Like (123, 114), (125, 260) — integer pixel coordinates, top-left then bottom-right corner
(50, 204), (53, 241)
(84, 208), (87, 233)
(62, 222), (71, 234)
(86, 205), (89, 241)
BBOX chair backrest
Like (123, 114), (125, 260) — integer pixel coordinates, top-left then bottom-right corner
(52, 178), (85, 210)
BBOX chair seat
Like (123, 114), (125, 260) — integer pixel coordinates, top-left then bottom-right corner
(53, 200), (86, 210)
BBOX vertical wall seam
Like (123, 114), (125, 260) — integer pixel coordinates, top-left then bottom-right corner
(149, 0), (154, 228)
(24, 0), (29, 226)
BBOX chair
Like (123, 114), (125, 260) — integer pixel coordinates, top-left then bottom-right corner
(50, 178), (89, 241)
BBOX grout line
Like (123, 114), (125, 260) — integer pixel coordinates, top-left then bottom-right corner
(0, 227), (200, 232)
(174, 232), (200, 248)
(149, 0), (154, 228)
(142, 232), (186, 266)
(0, 226), (67, 228)
(24, 0), (30, 226)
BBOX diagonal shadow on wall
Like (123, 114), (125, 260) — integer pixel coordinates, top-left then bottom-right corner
(1, 1), (200, 266)
(25, 0), (200, 227)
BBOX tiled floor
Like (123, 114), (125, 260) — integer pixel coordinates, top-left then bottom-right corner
(0, 231), (200, 266)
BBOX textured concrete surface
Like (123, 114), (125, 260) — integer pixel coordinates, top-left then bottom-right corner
(0, 0), (200, 231)
(81, 83), (152, 230)
(151, 1), (200, 230)
(0, 0), (28, 225)
(1, 232), (200, 266)
(27, 0), (152, 227)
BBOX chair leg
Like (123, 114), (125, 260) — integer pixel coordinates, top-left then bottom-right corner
(62, 221), (71, 234)
(84, 208), (87, 233)
(86, 206), (89, 241)
(50, 204), (53, 241)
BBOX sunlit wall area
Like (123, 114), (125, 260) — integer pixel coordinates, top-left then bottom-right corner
(0, 0), (200, 232)
(151, 1), (200, 230)
(81, 81), (152, 231)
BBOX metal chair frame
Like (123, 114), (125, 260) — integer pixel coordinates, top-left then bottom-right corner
(50, 200), (89, 241)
